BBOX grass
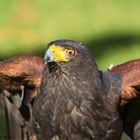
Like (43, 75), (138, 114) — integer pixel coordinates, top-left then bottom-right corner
(0, 0), (140, 139)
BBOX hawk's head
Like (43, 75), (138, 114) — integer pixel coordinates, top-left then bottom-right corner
(44, 40), (97, 73)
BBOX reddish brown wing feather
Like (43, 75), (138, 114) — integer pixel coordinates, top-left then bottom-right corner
(0, 56), (44, 97)
(0, 56), (44, 140)
(110, 59), (140, 105)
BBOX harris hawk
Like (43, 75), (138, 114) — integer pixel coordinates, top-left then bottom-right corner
(0, 40), (140, 139)
(33, 40), (123, 140)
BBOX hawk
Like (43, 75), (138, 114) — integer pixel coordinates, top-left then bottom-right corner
(33, 40), (122, 140)
(0, 41), (140, 139)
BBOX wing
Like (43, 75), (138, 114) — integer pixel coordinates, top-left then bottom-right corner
(0, 56), (44, 93)
(109, 59), (140, 139)
(109, 59), (140, 105)
(0, 56), (44, 140)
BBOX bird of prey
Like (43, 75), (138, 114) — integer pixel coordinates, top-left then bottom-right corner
(0, 41), (140, 140)
(33, 40), (123, 140)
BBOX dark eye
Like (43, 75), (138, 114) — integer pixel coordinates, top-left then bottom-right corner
(65, 49), (76, 57)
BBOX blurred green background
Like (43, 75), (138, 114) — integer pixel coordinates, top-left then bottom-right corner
(0, 0), (140, 139)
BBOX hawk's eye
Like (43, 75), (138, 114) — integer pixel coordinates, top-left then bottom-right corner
(65, 49), (76, 58)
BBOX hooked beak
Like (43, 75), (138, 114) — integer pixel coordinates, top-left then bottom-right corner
(44, 48), (54, 64)
(44, 45), (68, 64)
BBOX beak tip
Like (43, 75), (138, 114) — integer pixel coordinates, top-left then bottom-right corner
(44, 49), (54, 64)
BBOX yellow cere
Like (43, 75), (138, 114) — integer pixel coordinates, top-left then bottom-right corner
(49, 45), (69, 62)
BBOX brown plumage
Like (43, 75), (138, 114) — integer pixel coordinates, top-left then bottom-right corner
(33, 40), (123, 140)
(0, 55), (44, 140)
(110, 59), (140, 105)
(0, 55), (44, 95)
(109, 59), (140, 139)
